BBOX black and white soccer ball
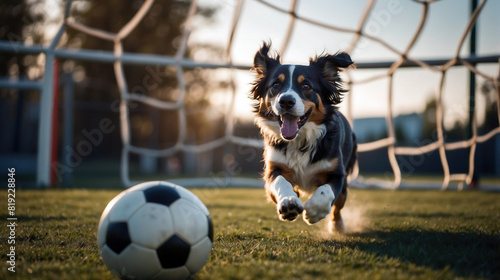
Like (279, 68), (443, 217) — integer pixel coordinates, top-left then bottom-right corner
(97, 181), (213, 280)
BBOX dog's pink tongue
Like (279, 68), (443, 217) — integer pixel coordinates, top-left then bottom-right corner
(281, 115), (299, 139)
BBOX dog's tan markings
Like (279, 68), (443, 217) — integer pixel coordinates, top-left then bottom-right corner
(278, 73), (285, 83)
(264, 161), (299, 203)
(260, 94), (279, 119)
(309, 171), (328, 187)
(264, 161), (296, 184)
(303, 95), (327, 124)
(330, 184), (346, 232)
(297, 75), (305, 84)
(310, 158), (340, 185)
(329, 157), (339, 170)
(257, 97), (274, 121)
(312, 170), (333, 186)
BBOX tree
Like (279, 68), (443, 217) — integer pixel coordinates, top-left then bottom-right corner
(421, 97), (438, 142)
(0, 0), (46, 154)
(480, 80), (499, 131)
(62, 0), (227, 172)
(0, 0), (45, 77)
(421, 96), (467, 142)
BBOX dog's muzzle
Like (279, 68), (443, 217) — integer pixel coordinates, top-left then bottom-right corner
(274, 94), (311, 140)
(278, 111), (312, 140)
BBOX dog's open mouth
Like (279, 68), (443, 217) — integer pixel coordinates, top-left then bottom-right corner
(278, 109), (312, 140)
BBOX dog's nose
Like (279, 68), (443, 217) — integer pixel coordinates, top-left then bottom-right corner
(279, 95), (295, 110)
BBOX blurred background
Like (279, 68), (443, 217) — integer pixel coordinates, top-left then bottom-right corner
(1, 0), (499, 188)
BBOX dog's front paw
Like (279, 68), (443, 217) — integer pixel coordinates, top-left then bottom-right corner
(277, 197), (303, 221)
(303, 185), (335, 225)
(303, 202), (331, 224)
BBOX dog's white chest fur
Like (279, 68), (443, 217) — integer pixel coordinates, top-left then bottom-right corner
(264, 122), (335, 196)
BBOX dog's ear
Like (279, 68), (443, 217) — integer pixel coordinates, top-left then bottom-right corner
(250, 42), (280, 101)
(252, 42), (280, 79)
(310, 52), (354, 105)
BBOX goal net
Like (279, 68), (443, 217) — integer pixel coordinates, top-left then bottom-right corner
(2, 0), (499, 189)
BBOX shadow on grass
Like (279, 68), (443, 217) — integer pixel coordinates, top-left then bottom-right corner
(381, 211), (492, 220)
(340, 229), (500, 279)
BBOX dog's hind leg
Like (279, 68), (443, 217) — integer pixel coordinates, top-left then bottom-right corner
(329, 181), (347, 233)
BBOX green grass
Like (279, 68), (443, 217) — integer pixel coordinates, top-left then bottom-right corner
(1, 188), (499, 279)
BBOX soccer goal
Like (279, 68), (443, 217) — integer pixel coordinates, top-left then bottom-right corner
(1, 0), (499, 189)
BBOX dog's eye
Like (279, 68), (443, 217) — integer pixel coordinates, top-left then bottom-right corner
(272, 82), (280, 89)
(302, 84), (311, 90)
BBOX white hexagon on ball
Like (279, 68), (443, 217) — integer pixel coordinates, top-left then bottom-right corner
(173, 185), (210, 216)
(185, 236), (213, 274)
(108, 190), (146, 222)
(128, 203), (174, 249)
(119, 244), (162, 279)
(170, 198), (209, 244)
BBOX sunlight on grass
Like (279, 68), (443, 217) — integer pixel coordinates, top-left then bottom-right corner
(0, 188), (498, 279)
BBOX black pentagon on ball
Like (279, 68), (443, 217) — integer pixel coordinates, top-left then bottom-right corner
(106, 222), (131, 254)
(156, 234), (191, 269)
(143, 185), (180, 207)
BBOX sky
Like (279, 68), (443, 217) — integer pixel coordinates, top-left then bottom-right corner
(38, 0), (500, 127)
(190, 0), (500, 127)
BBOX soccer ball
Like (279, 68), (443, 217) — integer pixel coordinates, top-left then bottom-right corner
(97, 181), (213, 280)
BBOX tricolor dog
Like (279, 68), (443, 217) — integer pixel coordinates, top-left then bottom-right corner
(250, 43), (357, 233)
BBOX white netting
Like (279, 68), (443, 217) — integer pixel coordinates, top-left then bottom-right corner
(9, 0), (498, 188)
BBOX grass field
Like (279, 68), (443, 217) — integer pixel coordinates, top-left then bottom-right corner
(1, 187), (499, 280)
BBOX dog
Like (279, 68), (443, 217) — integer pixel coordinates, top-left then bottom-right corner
(250, 42), (357, 233)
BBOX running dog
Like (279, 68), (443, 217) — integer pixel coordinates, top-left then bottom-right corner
(250, 42), (357, 232)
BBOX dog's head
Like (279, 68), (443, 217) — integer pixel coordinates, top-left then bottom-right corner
(250, 42), (354, 141)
